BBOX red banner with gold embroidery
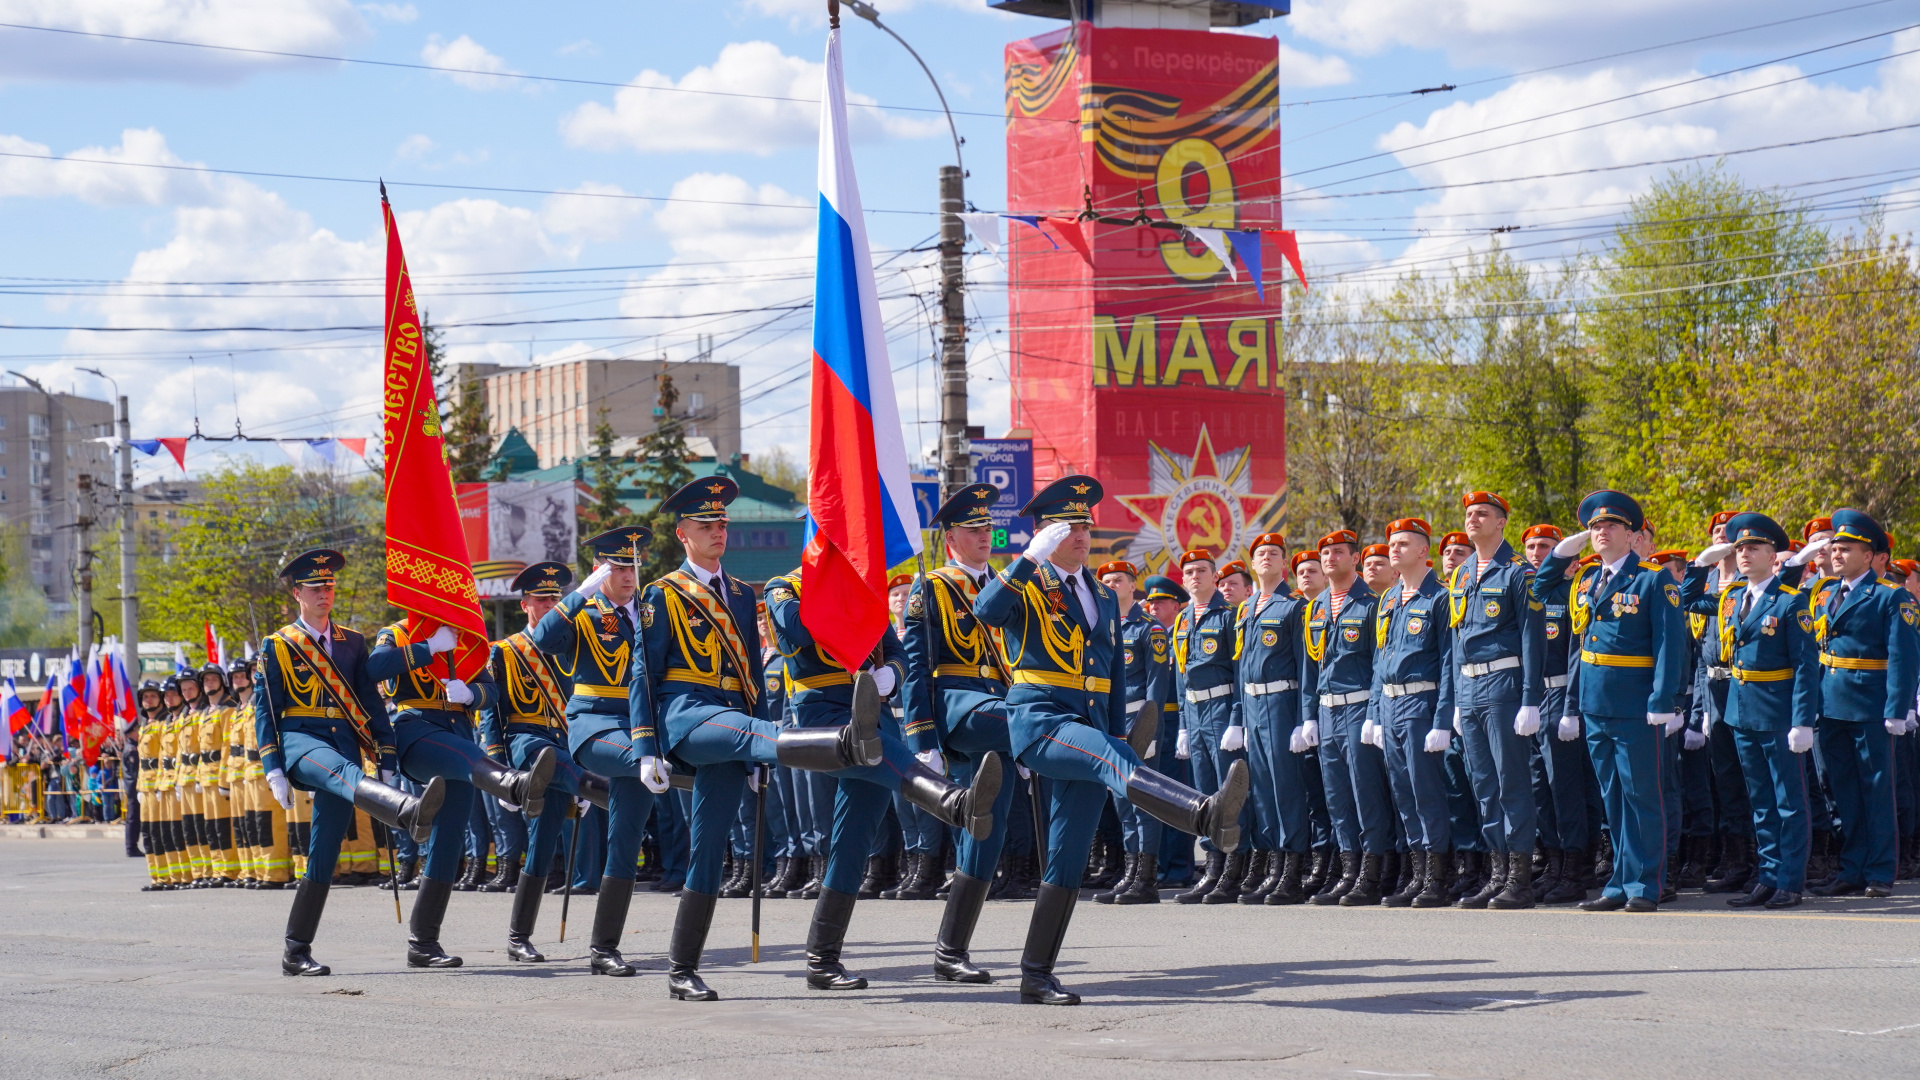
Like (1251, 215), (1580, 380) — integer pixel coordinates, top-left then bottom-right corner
(380, 187), (487, 681)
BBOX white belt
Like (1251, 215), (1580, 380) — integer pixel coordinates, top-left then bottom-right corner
(1706, 665), (1732, 681)
(1186, 685), (1233, 704)
(1459, 656), (1522, 678)
(1320, 690), (1370, 707)
(1245, 679), (1299, 697)
(1543, 674), (1569, 688)
(1125, 699), (1145, 715)
(1380, 681), (1438, 698)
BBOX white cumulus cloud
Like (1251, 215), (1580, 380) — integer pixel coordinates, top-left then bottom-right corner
(420, 33), (522, 91)
(0, 0), (369, 83)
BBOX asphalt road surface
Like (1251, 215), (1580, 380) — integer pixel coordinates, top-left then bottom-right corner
(4, 840), (1918, 1079)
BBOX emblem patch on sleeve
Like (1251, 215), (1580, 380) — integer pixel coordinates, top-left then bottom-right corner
(1797, 611), (1814, 633)
(1665, 583), (1681, 608)
(907, 591), (925, 620)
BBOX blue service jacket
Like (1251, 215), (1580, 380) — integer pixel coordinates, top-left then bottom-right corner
(1447, 541), (1545, 708)
(370, 624), (498, 749)
(1373, 572), (1457, 727)
(758, 652), (792, 726)
(1679, 574), (1820, 731)
(640, 564), (763, 750)
(1120, 608), (1174, 734)
(764, 572), (905, 729)
(1538, 552), (1689, 719)
(973, 556), (1129, 756)
(476, 633), (575, 759)
(1172, 593), (1237, 734)
(1534, 565), (1574, 682)
(530, 590), (658, 757)
(1806, 574), (1920, 723)
(1229, 590), (1308, 728)
(1302, 583), (1381, 731)
(254, 622), (419, 779)
(900, 563), (1010, 755)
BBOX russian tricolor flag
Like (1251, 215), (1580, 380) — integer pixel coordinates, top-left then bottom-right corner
(798, 22), (923, 672)
(0, 677), (26, 757)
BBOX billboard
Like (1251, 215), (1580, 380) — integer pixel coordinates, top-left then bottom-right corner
(1005, 23), (1286, 574)
(456, 480), (580, 596)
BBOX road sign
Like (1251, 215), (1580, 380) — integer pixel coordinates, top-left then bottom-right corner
(911, 482), (941, 529)
(970, 438), (1033, 554)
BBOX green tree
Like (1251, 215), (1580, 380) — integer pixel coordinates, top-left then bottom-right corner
(0, 524), (52, 647)
(444, 367), (492, 483)
(754, 445), (807, 504)
(576, 407), (639, 572)
(634, 373), (695, 583)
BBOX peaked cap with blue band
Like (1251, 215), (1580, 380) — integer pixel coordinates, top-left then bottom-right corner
(1021, 474), (1102, 523)
(933, 483), (999, 529)
(1577, 489), (1645, 532)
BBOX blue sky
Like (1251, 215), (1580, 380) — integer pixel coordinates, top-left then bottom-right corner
(1, 0), (1915, 484)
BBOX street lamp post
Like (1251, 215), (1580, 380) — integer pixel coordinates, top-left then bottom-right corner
(80, 368), (137, 687)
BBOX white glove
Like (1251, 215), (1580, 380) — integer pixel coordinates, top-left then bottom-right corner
(1907, 710), (1919, 736)
(577, 563), (612, 598)
(266, 768), (292, 809)
(442, 678), (475, 705)
(1023, 520), (1072, 565)
(1553, 530), (1592, 558)
(426, 625), (457, 654)
(1662, 713), (1685, 736)
(1015, 763), (1032, 780)
(193, 782), (203, 794)
(1702, 711), (1713, 736)
(1288, 728), (1307, 754)
(1647, 711), (1675, 728)
(1557, 716), (1581, 742)
(1788, 726), (1814, 754)
(1175, 729), (1192, 759)
(1361, 721), (1382, 748)
(1454, 707), (1464, 729)
(1143, 741), (1157, 759)
(1787, 535), (1831, 568)
(1513, 705), (1541, 737)
(747, 766), (763, 793)
(638, 756), (670, 794)
(1693, 542), (1734, 568)
(1887, 718), (1906, 735)
(498, 797), (521, 812)
(1423, 728), (1451, 753)
(916, 749), (946, 774)
(1299, 719), (1321, 748)
(575, 797), (591, 814)
(1221, 726), (1246, 752)
(1683, 729), (1706, 751)
(380, 768), (397, 785)
(868, 665), (897, 697)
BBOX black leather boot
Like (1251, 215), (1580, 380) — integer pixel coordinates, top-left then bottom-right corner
(763, 856), (792, 899)
(857, 854), (890, 900)
(1340, 852), (1385, 906)
(1677, 835), (1709, 889)
(797, 853), (825, 900)
(1204, 850), (1249, 904)
(480, 853), (517, 893)
(1115, 854), (1161, 904)
(900, 852), (943, 900)
(933, 872), (993, 983)
(1459, 849), (1509, 909)
(1311, 851), (1358, 905)
(454, 856), (485, 892)
(1301, 846), (1332, 893)
(806, 888), (868, 990)
(1449, 850), (1481, 900)
(1376, 852), (1402, 902)
(1413, 850), (1453, 907)
(1544, 848), (1589, 903)
(777, 673), (883, 770)
(1489, 850), (1535, 909)
(1242, 850), (1283, 904)
(723, 855), (755, 899)
(407, 877), (464, 968)
(1128, 760), (1250, 854)
(900, 754), (1001, 842)
(1533, 848), (1563, 902)
(507, 872), (547, 962)
(1094, 853), (1138, 904)
(884, 852), (917, 899)
(579, 771), (612, 813)
(1705, 835), (1754, 894)
(589, 876), (638, 976)
(352, 774), (445, 845)
(1019, 882), (1081, 1005)
(1177, 851), (1224, 904)
(281, 875), (331, 976)
(1383, 851), (1425, 907)
(1265, 851), (1306, 905)
(470, 747), (557, 820)
(668, 889), (719, 1001)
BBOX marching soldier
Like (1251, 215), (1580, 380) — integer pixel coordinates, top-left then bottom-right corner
(1537, 492), (1689, 911)
(899, 484), (1025, 981)
(478, 561), (615, 963)
(1372, 518), (1457, 907)
(1448, 491), (1546, 910)
(528, 527), (669, 977)
(257, 549), (452, 975)
(1301, 529), (1396, 905)
(1171, 547), (1245, 903)
(1805, 509), (1916, 896)
(1232, 533), (1313, 905)
(1092, 560), (1173, 905)
(1682, 513), (1821, 908)
(974, 476), (1247, 1004)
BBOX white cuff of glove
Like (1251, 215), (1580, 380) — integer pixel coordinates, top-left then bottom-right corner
(1647, 711), (1675, 727)
(1788, 726), (1814, 754)
(1887, 718), (1906, 735)
(1221, 726), (1246, 752)
(1361, 721), (1382, 748)
(1175, 729), (1192, 760)
(577, 564), (611, 598)
(266, 768), (293, 809)
(1015, 763), (1032, 780)
(638, 756), (670, 794)
(1787, 535), (1831, 567)
(916, 749), (946, 774)
(1299, 719), (1321, 748)
(1423, 728), (1451, 753)
(1287, 728), (1307, 754)
(1553, 530), (1591, 558)
(868, 665), (897, 698)
(442, 678), (475, 705)
(1693, 543), (1733, 568)
(1023, 521), (1071, 565)
(1513, 705), (1541, 737)
(1557, 716), (1581, 742)
(426, 625), (457, 654)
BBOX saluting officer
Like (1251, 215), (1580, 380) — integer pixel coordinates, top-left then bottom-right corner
(974, 475), (1247, 1005)
(1805, 509), (1917, 897)
(1301, 529), (1396, 905)
(1232, 533), (1313, 905)
(1448, 491), (1546, 910)
(1093, 561), (1174, 905)
(256, 549), (451, 976)
(899, 484), (1024, 982)
(1540, 492), (1689, 911)
(1171, 547), (1246, 904)
(1682, 513), (1821, 908)
(1372, 518), (1458, 907)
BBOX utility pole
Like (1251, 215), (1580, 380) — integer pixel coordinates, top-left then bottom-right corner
(116, 395), (137, 682)
(76, 473), (94, 654)
(938, 164), (969, 499)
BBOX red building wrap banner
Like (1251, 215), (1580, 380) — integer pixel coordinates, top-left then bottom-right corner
(1005, 23), (1286, 574)
(380, 191), (488, 681)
